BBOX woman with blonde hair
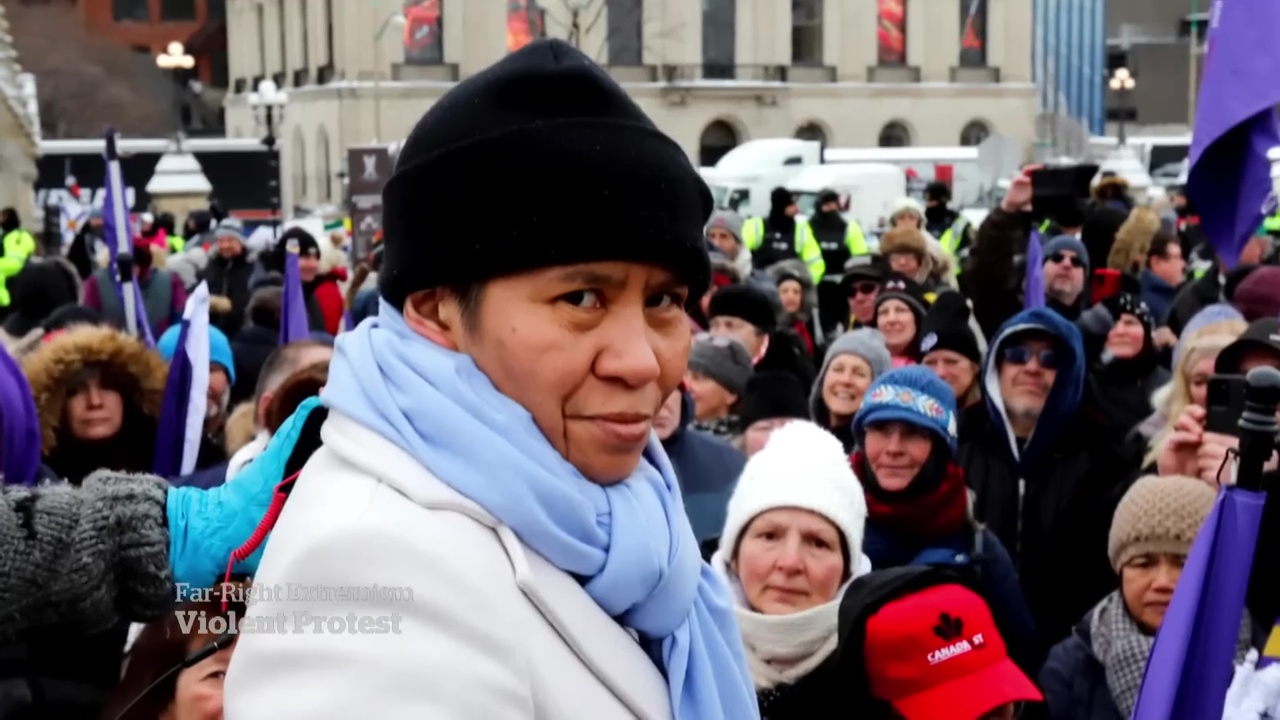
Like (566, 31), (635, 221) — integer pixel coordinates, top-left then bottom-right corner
(1139, 307), (1246, 470)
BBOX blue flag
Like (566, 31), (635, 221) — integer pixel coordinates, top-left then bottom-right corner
(1024, 229), (1045, 310)
(1132, 486), (1266, 720)
(280, 238), (311, 345)
(1186, 0), (1280, 268)
(102, 130), (155, 347)
(153, 282), (211, 478)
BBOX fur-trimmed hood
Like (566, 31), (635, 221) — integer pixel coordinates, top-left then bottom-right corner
(22, 326), (168, 455)
(765, 258), (818, 320)
(1107, 206), (1161, 274)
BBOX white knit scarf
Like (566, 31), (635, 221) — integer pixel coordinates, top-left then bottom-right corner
(712, 550), (867, 690)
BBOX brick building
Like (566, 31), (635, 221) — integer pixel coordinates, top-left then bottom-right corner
(87, 0), (227, 89)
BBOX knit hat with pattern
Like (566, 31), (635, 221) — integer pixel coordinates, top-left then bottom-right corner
(719, 420), (868, 567)
(1107, 474), (1216, 572)
(852, 366), (959, 454)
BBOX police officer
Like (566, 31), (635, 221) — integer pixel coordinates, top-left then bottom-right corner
(923, 181), (973, 275)
(743, 187), (825, 282)
(808, 189), (869, 337)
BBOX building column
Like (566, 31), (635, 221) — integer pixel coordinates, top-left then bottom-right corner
(904, 0), (926, 73)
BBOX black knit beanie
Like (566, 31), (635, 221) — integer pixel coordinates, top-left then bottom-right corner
(737, 371), (810, 428)
(379, 39), (712, 309)
(917, 290), (981, 364)
(707, 284), (778, 332)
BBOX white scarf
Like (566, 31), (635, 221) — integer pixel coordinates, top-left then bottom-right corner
(711, 550), (868, 690)
(225, 430), (270, 480)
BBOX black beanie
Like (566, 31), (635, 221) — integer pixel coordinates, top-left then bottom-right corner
(737, 371), (810, 428)
(874, 273), (929, 322)
(379, 39), (711, 308)
(277, 227), (321, 259)
(707, 284), (777, 332)
(917, 290), (982, 364)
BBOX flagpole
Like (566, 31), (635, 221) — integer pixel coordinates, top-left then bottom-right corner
(1188, 0), (1199, 128)
(104, 130), (139, 339)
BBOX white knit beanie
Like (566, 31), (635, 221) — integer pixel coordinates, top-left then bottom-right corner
(719, 421), (868, 570)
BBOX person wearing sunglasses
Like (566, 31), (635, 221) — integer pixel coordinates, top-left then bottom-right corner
(1040, 235), (1091, 322)
(956, 307), (1133, 656)
(840, 255), (888, 330)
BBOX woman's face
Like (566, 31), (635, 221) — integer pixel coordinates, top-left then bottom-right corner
(683, 370), (737, 421)
(1105, 314), (1146, 360)
(733, 507), (845, 614)
(923, 350), (978, 402)
(778, 279), (804, 314)
(888, 253), (920, 277)
(744, 417), (792, 457)
(821, 354), (873, 421)
(893, 213), (922, 231)
(65, 375), (124, 441)
(1120, 552), (1184, 633)
(863, 420), (933, 492)
(421, 261), (689, 484)
(876, 299), (917, 354)
(1188, 354), (1217, 408)
(160, 642), (234, 720)
(207, 366), (230, 417)
(298, 253), (321, 283)
(707, 228), (739, 258)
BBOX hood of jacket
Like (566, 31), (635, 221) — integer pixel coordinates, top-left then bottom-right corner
(765, 258), (817, 320)
(22, 326), (168, 454)
(981, 307), (1085, 465)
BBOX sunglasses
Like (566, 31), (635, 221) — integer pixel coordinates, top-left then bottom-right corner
(849, 281), (879, 297)
(1047, 252), (1085, 269)
(1001, 345), (1058, 370)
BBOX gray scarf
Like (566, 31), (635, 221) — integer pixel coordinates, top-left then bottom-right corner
(1091, 591), (1254, 718)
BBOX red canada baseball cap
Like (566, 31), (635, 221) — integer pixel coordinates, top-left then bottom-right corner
(864, 584), (1041, 719)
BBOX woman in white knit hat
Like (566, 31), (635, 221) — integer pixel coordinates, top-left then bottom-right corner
(711, 420), (870, 719)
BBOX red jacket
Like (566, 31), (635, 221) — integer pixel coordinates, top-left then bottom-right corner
(312, 278), (344, 335)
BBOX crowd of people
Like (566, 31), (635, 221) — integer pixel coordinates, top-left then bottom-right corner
(1, 38), (1278, 720)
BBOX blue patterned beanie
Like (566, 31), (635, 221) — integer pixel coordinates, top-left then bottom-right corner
(852, 365), (959, 453)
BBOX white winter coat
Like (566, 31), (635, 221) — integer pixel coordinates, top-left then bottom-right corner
(223, 411), (675, 720)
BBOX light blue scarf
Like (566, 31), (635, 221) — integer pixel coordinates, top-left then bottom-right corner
(323, 303), (759, 720)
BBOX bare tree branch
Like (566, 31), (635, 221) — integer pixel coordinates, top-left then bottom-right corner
(8, 0), (173, 138)
(582, 0), (606, 38)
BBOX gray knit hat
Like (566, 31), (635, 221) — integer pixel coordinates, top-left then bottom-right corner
(688, 333), (754, 396)
(1108, 474), (1216, 573)
(706, 210), (745, 246)
(213, 217), (245, 242)
(809, 328), (892, 420)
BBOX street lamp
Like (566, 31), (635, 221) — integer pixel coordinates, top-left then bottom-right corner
(156, 41), (196, 132)
(373, 10), (407, 144)
(248, 78), (288, 238)
(1108, 67), (1137, 146)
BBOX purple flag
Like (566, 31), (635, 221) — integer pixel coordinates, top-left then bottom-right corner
(280, 239), (310, 345)
(1024, 229), (1045, 310)
(102, 130), (155, 348)
(342, 309), (355, 333)
(153, 283), (211, 478)
(1132, 486), (1266, 720)
(0, 347), (41, 486)
(1186, 0), (1280, 269)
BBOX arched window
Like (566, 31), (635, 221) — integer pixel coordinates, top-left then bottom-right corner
(699, 119), (740, 167)
(316, 126), (332, 202)
(960, 120), (991, 146)
(795, 122), (827, 145)
(291, 126), (307, 204)
(878, 121), (911, 147)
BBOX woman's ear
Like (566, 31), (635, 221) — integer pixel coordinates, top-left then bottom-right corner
(403, 290), (462, 351)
